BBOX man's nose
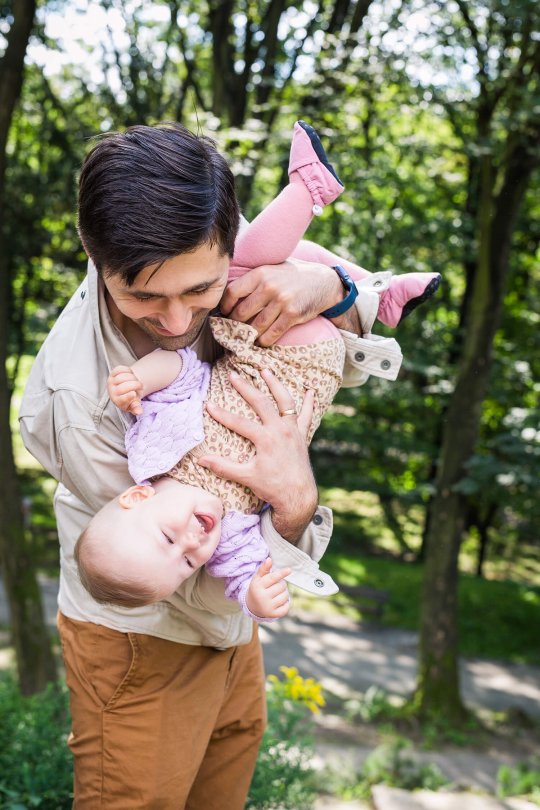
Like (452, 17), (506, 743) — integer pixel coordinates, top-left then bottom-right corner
(162, 304), (192, 335)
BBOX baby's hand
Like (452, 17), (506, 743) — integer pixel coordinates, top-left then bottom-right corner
(246, 558), (291, 620)
(108, 365), (144, 416)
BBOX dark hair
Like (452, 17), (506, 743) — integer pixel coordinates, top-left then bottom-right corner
(78, 123), (240, 284)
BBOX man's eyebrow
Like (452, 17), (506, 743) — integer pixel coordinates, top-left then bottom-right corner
(184, 276), (225, 292)
(132, 275), (225, 297)
(129, 289), (162, 298)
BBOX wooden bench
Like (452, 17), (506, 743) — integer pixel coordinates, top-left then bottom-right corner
(334, 583), (390, 621)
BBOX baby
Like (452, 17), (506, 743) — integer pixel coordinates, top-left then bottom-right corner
(75, 121), (441, 621)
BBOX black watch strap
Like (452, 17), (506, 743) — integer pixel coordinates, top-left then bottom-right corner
(321, 265), (358, 319)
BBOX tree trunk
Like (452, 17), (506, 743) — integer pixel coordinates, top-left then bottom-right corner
(0, 355), (58, 694)
(0, 0), (57, 693)
(378, 494), (411, 555)
(208, 0), (243, 125)
(416, 131), (538, 721)
(475, 508), (494, 579)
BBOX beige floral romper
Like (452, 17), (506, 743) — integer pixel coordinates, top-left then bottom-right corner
(166, 316), (345, 513)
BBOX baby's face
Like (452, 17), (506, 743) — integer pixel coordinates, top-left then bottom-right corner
(104, 478), (223, 600)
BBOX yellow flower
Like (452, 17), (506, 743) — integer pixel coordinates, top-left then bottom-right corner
(268, 666), (326, 713)
(279, 665), (299, 680)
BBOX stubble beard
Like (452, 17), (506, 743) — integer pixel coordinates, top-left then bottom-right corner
(137, 310), (209, 350)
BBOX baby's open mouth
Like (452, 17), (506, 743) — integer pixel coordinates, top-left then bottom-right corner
(195, 514), (215, 533)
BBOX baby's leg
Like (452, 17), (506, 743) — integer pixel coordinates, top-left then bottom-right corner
(231, 122), (441, 327)
(229, 121), (343, 281)
(275, 315), (339, 347)
(291, 238), (372, 282)
(230, 185), (316, 281)
(292, 239), (442, 329)
(277, 239), (372, 346)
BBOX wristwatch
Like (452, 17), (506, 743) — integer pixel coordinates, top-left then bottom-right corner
(321, 265), (358, 319)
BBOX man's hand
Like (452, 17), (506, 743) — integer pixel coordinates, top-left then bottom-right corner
(108, 366), (144, 416)
(246, 558), (291, 619)
(220, 258), (350, 346)
(197, 368), (318, 542)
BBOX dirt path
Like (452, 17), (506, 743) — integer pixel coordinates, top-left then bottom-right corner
(261, 606), (540, 797)
(260, 607), (540, 720)
(1, 577), (539, 720)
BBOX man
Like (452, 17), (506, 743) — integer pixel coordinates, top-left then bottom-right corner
(20, 123), (398, 808)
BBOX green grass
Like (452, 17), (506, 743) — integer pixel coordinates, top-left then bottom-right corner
(321, 546), (540, 666)
(319, 485), (540, 587)
(313, 485), (540, 665)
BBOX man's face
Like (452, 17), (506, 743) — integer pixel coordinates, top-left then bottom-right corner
(103, 242), (230, 350)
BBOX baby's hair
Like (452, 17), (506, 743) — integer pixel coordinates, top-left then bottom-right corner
(74, 504), (158, 609)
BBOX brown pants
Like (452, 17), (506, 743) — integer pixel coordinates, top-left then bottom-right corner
(58, 613), (266, 809)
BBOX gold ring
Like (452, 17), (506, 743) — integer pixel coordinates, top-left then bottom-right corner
(279, 408), (297, 417)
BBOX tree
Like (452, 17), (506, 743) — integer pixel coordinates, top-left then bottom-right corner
(0, 0), (58, 692)
(416, 0), (540, 720)
(90, 0), (375, 204)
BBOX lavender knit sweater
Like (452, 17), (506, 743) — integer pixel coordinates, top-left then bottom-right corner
(125, 347), (276, 622)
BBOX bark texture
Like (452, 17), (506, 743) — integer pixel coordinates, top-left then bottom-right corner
(0, 0), (57, 694)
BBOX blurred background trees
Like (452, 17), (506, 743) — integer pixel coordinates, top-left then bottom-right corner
(0, 0), (57, 695)
(1, 0), (538, 721)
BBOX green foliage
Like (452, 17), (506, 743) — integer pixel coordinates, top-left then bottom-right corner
(413, 709), (482, 749)
(247, 668), (322, 810)
(497, 760), (540, 805)
(345, 686), (403, 724)
(4, 63), (88, 394)
(0, 675), (72, 809)
(361, 737), (448, 791)
(336, 736), (449, 801)
(344, 685), (480, 747)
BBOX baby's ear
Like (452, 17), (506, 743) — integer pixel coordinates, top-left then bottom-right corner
(119, 485), (155, 509)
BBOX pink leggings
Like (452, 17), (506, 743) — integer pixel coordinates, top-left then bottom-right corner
(228, 177), (370, 346)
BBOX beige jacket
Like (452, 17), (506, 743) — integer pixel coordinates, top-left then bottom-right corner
(19, 262), (401, 647)
(19, 264), (339, 646)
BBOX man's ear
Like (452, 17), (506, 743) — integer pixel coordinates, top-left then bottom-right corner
(119, 485), (155, 509)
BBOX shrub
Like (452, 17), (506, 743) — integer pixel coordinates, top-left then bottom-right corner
(361, 736), (448, 791)
(345, 686), (403, 723)
(0, 675), (72, 809)
(497, 760), (540, 805)
(338, 735), (449, 801)
(247, 667), (324, 810)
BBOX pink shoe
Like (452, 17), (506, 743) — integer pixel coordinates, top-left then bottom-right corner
(289, 120), (344, 212)
(378, 272), (442, 328)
